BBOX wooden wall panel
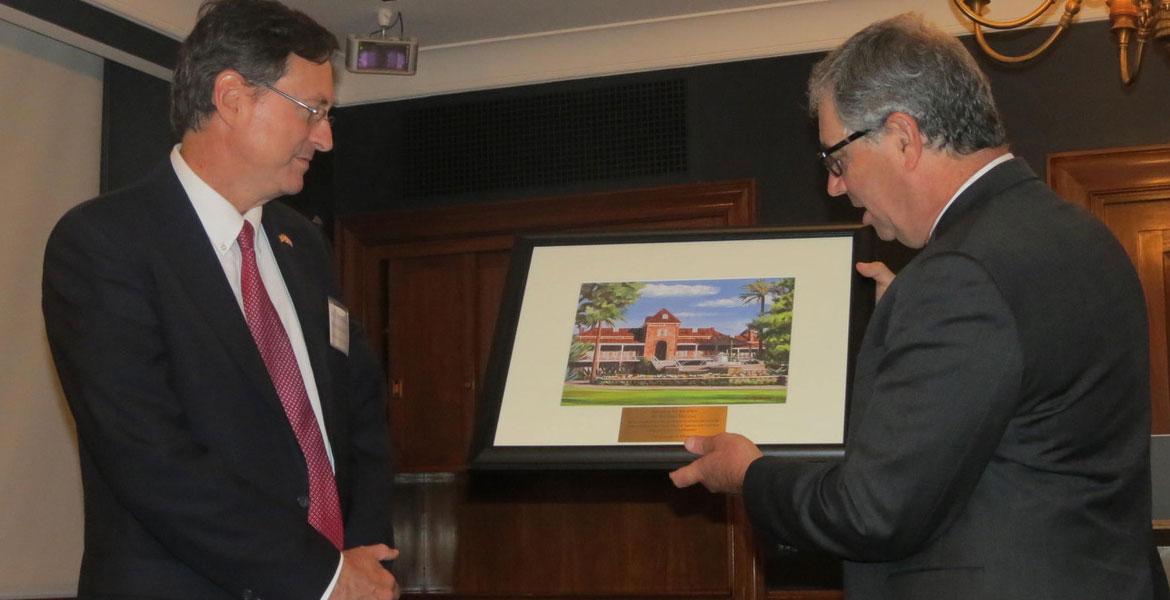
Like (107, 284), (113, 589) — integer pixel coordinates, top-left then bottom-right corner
(1049, 145), (1170, 434)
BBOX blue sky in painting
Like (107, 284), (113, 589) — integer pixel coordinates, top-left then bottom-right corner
(595, 278), (793, 336)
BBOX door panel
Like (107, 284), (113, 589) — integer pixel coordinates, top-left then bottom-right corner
(1050, 145), (1170, 433)
(387, 253), (476, 470)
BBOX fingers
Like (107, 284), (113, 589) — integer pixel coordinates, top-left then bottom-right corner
(671, 434), (764, 493)
(855, 261), (893, 283)
(856, 261), (895, 301)
(332, 546), (400, 600)
(671, 435), (717, 488)
(351, 543), (398, 561)
(376, 545), (400, 561)
(669, 462), (701, 488)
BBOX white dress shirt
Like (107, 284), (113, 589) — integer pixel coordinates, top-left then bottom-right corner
(170, 145), (343, 597)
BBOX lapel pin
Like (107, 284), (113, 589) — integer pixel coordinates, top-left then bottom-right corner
(278, 233), (294, 247)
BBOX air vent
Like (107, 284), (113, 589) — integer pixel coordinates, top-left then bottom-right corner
(402, 79), (687, 198)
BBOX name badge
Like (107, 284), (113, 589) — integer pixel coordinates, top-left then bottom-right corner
(328, 297), (350, 355)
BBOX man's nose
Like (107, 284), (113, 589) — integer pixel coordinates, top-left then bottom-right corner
(311, 118), (333, 152)
(826, 171), (847, 198)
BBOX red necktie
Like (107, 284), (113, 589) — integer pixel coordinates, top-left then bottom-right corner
(237, 221), (344, 550)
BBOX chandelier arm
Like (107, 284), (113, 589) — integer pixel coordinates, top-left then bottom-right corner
(972, 21), (1068, 63)
(953, 0), (1056, 29)
(1119, 37), (1147, 85)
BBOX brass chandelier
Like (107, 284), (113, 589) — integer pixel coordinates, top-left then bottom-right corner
(953, 0), (1170, 84)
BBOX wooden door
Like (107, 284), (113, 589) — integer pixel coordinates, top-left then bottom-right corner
(384, 253), (476, 470)
(377, 248), (511, 472)
(1049, 145), (1170, 434)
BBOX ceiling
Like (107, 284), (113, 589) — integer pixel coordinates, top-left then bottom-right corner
(60, 0), (1110, 105)
(312, 0), (822, 49)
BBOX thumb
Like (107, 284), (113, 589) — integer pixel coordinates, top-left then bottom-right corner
(363, 544), (399, 561)
(856, 261), (895, 301)
(683, 435), (713, 456)
(855, 261), (894, 284)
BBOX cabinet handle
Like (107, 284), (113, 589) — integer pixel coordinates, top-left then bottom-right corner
(391, 379), (404, 398)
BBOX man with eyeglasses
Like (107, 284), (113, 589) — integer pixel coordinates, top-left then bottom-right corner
(42, 1), (399, 599)
(672, 13), (1168, 600)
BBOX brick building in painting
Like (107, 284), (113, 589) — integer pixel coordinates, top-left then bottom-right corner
(571, 308), (761, 374)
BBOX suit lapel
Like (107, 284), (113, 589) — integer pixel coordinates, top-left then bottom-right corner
(143, 163), (285, 414)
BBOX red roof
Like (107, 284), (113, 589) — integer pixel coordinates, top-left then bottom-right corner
(644, 308), (681, 324)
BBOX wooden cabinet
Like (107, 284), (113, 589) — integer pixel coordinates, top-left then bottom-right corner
(335, 180), (843, 599)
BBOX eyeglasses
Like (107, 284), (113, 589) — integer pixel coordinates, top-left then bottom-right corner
(818, 129), (871, 177)
(261, 83), (333, 126)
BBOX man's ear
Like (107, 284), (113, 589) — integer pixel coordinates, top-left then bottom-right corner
(211, 69), (249, 128)
(885, 112), (924, 170)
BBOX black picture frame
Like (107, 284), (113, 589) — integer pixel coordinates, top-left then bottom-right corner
(470, 225), (874, 469)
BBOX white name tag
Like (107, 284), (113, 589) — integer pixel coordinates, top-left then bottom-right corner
(328, 297), (350, 355)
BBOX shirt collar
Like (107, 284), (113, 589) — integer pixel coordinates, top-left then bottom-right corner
(170, 144), (263, 255)
(928, 152), (1014, 240)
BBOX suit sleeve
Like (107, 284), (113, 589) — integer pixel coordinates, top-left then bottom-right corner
(43, 210), (340, 599)
(742, 251), (1024, 561)
(329, 259), (396, 550)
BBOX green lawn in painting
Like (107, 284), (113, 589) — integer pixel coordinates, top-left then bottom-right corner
(561, 384), (786, 406)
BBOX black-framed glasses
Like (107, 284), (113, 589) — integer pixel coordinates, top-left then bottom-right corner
(261, 83), (333, 126)
(818, 129), (871, 177)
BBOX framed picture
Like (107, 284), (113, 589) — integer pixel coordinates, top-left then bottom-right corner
(470, 225), (873, 469)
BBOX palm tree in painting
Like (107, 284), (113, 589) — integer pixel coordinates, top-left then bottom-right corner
(576, 282), (644, 383)
(749, 278), (796, 372)
(739, 279), (774, 315)
(739, 279), (776, 358)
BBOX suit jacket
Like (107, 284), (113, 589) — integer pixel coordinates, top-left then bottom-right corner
(43, 161), (395, 600)
(743, 158), (1167, 599)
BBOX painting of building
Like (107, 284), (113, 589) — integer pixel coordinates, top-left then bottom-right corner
(568, 308), (764, 376)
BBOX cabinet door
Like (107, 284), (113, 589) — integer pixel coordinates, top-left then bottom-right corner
(386, 253), (477, 471)
(385, 250), (513, 472)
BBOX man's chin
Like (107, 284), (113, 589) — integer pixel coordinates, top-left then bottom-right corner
(872, 226), (896, 242)
(279, 171), (306, 197)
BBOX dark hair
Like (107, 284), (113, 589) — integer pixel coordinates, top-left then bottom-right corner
(170, 0), (339, 135)
(807, 13), (1006, 155)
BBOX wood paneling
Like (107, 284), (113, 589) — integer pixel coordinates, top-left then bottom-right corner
(1049, 144), (1170, 434)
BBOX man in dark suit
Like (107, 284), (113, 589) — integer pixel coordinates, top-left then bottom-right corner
(670, 13), (1168, 599)
(42, 1), (399, 598)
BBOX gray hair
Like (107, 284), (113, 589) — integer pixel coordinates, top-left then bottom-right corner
(807, 13), (1006, 154)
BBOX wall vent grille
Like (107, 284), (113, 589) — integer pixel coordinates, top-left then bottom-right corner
(402, 79), (687, 198)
